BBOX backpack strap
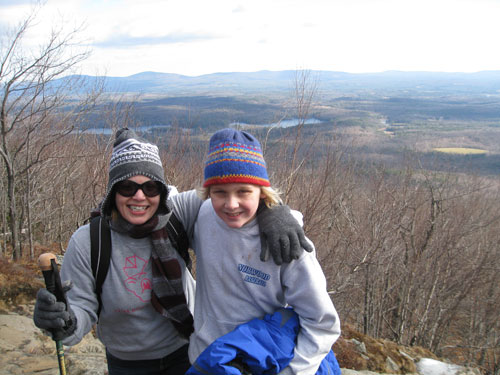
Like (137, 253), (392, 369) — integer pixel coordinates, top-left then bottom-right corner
(90, 216), (112, 318)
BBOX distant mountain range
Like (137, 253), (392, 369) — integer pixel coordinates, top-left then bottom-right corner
(62, 70), (500, 97)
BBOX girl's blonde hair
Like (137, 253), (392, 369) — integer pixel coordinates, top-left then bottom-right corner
(197, 185), (282, 208)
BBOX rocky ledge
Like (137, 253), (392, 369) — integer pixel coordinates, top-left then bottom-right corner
(0, 306), (480, 375)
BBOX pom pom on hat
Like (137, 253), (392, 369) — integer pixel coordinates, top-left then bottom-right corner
(203, 128), (270, 188)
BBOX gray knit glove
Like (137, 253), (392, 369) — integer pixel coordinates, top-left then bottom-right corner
(257, 205), (314, 265)
(34, 282), (77, 341)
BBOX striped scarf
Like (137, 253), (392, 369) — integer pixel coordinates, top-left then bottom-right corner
(110, 212), (194, 339)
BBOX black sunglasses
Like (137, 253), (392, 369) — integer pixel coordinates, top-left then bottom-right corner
(115, 180), (163, 197)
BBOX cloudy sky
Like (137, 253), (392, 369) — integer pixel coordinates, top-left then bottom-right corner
(1, 0), (500, 77)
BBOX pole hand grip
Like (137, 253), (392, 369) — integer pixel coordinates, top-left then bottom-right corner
(37, 253), (69, 341)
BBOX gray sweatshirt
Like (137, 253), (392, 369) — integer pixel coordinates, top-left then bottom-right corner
(188, 199), (341, 375)
(60, 189), (201, 360)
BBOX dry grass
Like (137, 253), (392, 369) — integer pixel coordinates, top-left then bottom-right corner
(334, 322), (438, 373)
(0, 255), (44, 313)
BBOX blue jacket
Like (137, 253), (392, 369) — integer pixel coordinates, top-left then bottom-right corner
(187, 308), (341, 375)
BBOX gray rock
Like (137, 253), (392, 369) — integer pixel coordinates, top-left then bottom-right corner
(399, 350), (415, 362)
(386, 356), (400, 372)
(350, 338), (368, 354)
(0, 311), (106, 375)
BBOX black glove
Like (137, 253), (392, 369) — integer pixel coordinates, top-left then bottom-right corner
(34, 282), (77, 341)
(257, 204), (314, 265)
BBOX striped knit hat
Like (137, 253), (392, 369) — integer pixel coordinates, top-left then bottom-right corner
(203, 128), (270, 188)
(100, 128), (169, 216)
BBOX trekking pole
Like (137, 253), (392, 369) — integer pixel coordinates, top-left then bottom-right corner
(38, 253), (68, 375)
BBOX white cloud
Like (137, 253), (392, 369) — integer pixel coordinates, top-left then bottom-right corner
(1, 0), (500, 76)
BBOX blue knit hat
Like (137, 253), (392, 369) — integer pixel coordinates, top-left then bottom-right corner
(203, 128), (270, 188)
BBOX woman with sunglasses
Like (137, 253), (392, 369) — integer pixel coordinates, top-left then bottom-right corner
(113, 177), (165, 225)
(33, 128), (310, 375)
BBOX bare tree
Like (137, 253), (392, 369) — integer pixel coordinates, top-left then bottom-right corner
(0, 5), (101, 259)
(260, 70), (500, 373)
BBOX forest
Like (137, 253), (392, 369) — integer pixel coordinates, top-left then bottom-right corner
(1, 8), (499, 375)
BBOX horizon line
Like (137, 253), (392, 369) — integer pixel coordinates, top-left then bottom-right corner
(76, 69), (500, 79)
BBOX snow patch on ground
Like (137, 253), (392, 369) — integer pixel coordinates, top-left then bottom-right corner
(417, 358), (478, 375)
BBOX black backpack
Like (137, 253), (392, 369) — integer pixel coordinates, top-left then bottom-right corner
(89, 213), (190, 316)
